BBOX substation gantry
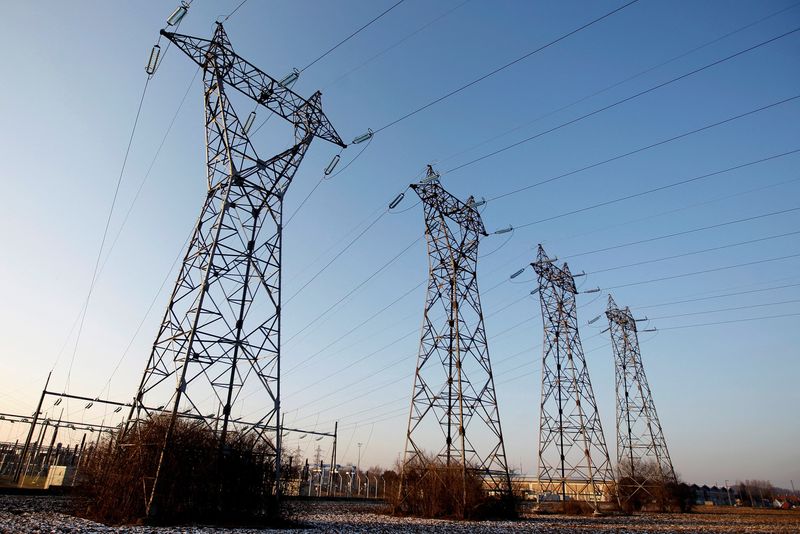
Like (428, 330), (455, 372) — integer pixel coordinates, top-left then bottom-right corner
(125, 23), (345, 510)
(532, 245), (614, 508)
(606, 295), (677, 502)
(401, 167), (512, 500)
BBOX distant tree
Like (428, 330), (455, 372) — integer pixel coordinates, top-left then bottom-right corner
(737, 480), (775, 507)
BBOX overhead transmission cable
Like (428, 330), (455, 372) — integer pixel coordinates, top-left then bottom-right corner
(58, 5), (203, 424)
(634, 283), (800, 310)
(648, 300), (800, 321)
(63, 77), (151, 391)
(657, 313), (800, 331)
(564, 206), (800, 260)
(283, 236), (423, 345)
(283, 279), (425, 375)
(283, 208), (408, 306)
(603, 253), (800, 290)
(512, 148), (800, 230)
(324, 0), (473, 90)
(300, 0), (408, 72)
(220, 0), (250, 23)
(286, 204), (798, 393)
(283, 291), (599, 424)
(437, 0), (800, 167)
(304, 278), (800, 428)
(371, 0), (641, 134)
(553, 176), (800, 248)
(488, 96), (800, 204)
(279, 93), (798, 305)
(276, 19), (799, 310)
(442, 26), (800, 176)
(586, 230), (800, 275)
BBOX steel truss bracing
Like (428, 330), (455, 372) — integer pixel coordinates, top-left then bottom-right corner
(606, 296), (676, 501)
(126, 23), (344, 510)
(532, 245), (614, 507)
(402, 170), (511, 496)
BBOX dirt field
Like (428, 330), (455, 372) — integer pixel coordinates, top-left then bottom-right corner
(1, 495), (798, 533)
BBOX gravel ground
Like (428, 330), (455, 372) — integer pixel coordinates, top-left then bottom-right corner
(1, 495), (799, 533)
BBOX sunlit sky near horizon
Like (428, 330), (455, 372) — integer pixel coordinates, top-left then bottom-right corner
(0, 0), (798, 489)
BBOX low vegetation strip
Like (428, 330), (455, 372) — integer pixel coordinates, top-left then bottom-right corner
(2, 496), (799, 533)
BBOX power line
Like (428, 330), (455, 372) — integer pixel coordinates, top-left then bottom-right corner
(284, 210), (393, 305)
(100, 68), (200, 273)
(604, 252), (800, 290)
(289, 210), (797, 392)
(553, 176), (800, 248)
(301, 0), (408, 72)
(634, 282), (800, 310)
(324, 0), (473, 90)
(658, 313), (800, 331)
(586, 230), (800, 275)
(486, 96), (800, 203)
(519, 151), (800, 230)
(284, 236), (422, 344)
(286, 207), (798, 425)
(564, 207), (800, 259)
(436, 1), (800, 168)
(284, 279), (424, 375)
(284, 292), (600, 426)
(286, 279), (799, 430)
(221, 0), (250, 23)
(373, 0), (641, 133)
(64, 75), (152, 391)
(95, 232), (193, 399)
(649, 299), (800, 321)
(275, 59), (798, 316)
(443, 26), (800, 175)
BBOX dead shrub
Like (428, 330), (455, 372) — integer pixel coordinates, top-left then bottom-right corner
(75, 415), (282, 526)
(615, 461), (693, 513)
(391, 455), (516, 520)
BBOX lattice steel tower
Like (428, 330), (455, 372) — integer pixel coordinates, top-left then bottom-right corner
(402, 168), (511, 496)
(606, 295), (676, 501)
(532, 245), (614, 506)
(126, 23), (344, 505)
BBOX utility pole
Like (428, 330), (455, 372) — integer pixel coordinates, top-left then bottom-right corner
(328, 421), (337, 496)
(14, 372), (50, 485)
(606, 295), (676, 506)
(124, 23), (345, 517)
(532, 245), (613, 511)
(357, 442), (363, 497)
(401, 168), (512, 505)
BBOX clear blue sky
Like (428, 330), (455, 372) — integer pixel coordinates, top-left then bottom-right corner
(0, 0), (798, 489)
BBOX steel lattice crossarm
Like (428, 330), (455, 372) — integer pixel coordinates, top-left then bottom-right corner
(402, 169), (511, 501)
(161, 24), (345, 148)
(531, 245), (614, 509)
(409, 169), (487, 237)
(606, 295), (677, 503)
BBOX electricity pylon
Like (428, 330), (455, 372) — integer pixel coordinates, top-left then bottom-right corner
(532, 245), (614, 508)
(606, 295), (676, 503)
(402, 167), (511, 500)
(126, 23), (344, 510)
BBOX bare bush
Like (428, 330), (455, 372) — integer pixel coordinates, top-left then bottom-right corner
(615, 460), (692, 512)
(390, 455), (515, 520)
(75, 415), (282, 526)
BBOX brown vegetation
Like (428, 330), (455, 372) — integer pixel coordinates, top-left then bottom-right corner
(75, 415), (282, 526)
(390, 456), (516, 520)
